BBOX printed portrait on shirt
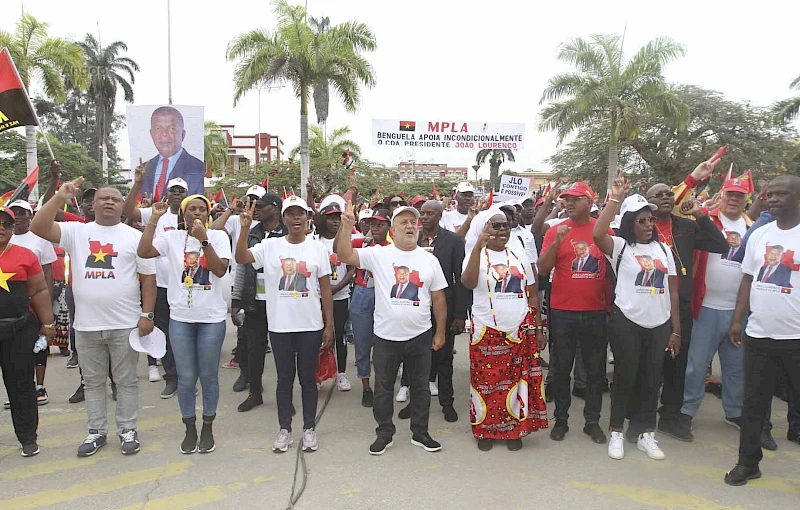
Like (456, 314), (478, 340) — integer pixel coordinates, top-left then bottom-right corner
(721, 231), (745, 263)
(390, 265), (422, 302)
(491, 263), (524, 294)
(182, 251), (211, 286)
(570, 240), (600, 274)
(756, 245), (798, 289)
(278, 257), (310, 293)
(329, 252), (341, 281)
(634, 254), (667, 289)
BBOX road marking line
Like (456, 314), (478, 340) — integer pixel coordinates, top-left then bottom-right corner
(119, 486), (227, 510)
(567, 481), (745, 510)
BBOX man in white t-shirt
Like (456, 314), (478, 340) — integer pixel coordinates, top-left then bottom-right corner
(724, 175), (800, 486)
(9, 200), (57, 405)
(31, 179), (157, 458)
(337, 204), (448, 456)
(123, 166), (187, 396)
(440, 182), (475, 237)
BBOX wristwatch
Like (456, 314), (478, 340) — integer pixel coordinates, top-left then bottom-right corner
(201, 240), (209, 247)
(140, 312), (154, 321)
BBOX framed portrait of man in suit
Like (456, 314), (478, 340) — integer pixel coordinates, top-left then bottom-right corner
(127, 104), (205, 198)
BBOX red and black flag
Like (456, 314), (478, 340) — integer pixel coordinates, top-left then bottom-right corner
(0, 165), (38, 206)
(0, 47), (38, 133)
(399, 121), (416, 132)
(213, 189), (228, 208)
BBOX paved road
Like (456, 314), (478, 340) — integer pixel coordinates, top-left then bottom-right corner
(1, 324), (799, 510)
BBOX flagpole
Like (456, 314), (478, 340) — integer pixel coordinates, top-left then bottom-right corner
(167, 0), (173, 105)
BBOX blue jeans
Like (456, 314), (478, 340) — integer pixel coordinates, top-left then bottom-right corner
(169, 320), (226, 419)
(349, 285), (375, 380)
(681, 307), (744, 419)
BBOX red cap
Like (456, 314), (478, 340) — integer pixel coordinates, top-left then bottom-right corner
(0, 206), (15, 221)
(410, 195), (427, 206)
(559, 182), (595, 201)
(722, 178), (750, 194)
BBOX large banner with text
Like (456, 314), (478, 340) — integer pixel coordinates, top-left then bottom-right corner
(372, 119), (525, 150)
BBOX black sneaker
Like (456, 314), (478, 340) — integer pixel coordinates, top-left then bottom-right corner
(724, 416), (743, 430)
(761, 429), (778, 451)
(398, 404), (411, 420)
(119, 429), (140, 455)
(787, 430), (800, 444)
(506, 439), (523, 451)
(66, 352), (79, 368)
(411, 433), (442, 452)
(658, 415), (694, 442)
(361, 388), (374, 408)
(571, 386), (586, 399)
(21, 442), (40, 457)
(232, 372), (249, 393)
(624, 428), (640, 444)
(724, 464), (761, 486)
(36, 388), (49, 406)
(59, 347), (71, 357)
(550, 419), (569, 441)
(238, 393), (263, 412)
(161, 380), (177, 399)
(477, 438), (493, 451)
(583, 423), (607, 444)
(77, 431), (107, 457)
(442, 405), (458, 423)
(369, 437), (393, 455)
(69, 384), (85, 403)
(198, 421), (215, 453)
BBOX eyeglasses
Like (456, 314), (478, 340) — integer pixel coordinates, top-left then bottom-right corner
(390, 200), (405, 206)
(637, 216), (655, 225)
(490, 221), (510, 230)
(650, 191), (675, 199)
(0, 221), (14, 229)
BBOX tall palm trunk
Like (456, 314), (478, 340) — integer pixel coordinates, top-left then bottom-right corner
(299, 86), (310, 192)
(25, 125), (38, 174)
(606, 145), (619, 193)
(489, 160), (500, 190)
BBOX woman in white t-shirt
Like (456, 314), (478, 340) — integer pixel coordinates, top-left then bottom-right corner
(236, 196), (334, 454)
(461, 208), (548, 452)
(593, 174), (681, 462)
(138, 195), (231, 455)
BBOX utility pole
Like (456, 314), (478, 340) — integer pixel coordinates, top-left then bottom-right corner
(167, 0), (173, 104)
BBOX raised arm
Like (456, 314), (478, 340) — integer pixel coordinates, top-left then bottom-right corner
(533, 184), (561, 235)
(31, 177), (84, 244)
(138, 201), (168, 258)
(122, 158), (147, 223)
(234, 199), (256, 265)
(336, 200), (360, 267)
(461, 223), (490, 289)
(191, 222), (228, 278)
(42, 160), (62, 205)
(594, 171), (627, 256)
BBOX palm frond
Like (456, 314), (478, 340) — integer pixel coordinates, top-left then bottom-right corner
(556, 36), (610, 78)
(790, 74), (800, 90)
(772, 97), (800, 124)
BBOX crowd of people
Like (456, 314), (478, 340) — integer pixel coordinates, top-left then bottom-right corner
(1, 154), (799, 488)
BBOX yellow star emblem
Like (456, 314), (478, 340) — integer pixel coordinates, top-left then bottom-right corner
(403, 123), (411, 129)
(93, 248), (108, 262)
(0, 265), (16, 292)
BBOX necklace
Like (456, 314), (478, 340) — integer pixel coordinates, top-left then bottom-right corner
(183, 233), (194, 307)
(654, 219), (687, 276)
(483, 247), (527, 327)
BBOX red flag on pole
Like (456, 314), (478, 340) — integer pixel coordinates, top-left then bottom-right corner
(487, 187), (494, 207)
(282, 187), (288, 200)
(261, 175), (269, 189)
(725, 163), (734, 182)
(735, 170), (755, 194)
(543, 182), (552, 197)
(0, 48), (39, 133)
(432, 182), (439, 199)
(213, 189), (228, 208)
(0, 166), (38, 206)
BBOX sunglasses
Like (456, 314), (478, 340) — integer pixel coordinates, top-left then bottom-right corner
(0, 221), (14, 229)
(650, 191), (675, 199)
(637, 216), (656, 225)
(390, 200), (405, 206)
(167, 186), (187, 193)
(490, 221), (510, 230)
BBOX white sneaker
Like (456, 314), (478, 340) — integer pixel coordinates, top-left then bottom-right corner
(608, 431), (625, 460)
(637, 432), (665, 460)
(148, 366), (161, 382)
(272, 429), (292, 453)
(429, 381), (439, 396)
(337, 373), (352, 392)
(303, 428), (318, 452)
(396, 386), (409, 402)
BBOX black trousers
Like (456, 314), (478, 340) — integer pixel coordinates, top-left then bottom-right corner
(147, 287), (177, 382)
(400, 302), (456, 407)
(374, 329), (433, 439)
(234, 324), (247, 366)
(0, 316), (38, 445)
(333, 299), (349, 373)
(738, 335), (800, 468)
(659, 303), (693, 418)
(245, 304), (268, 394)
(270, 329), (322, 432)
(550, 309), (607, 425)
(610, 307), (671, 431)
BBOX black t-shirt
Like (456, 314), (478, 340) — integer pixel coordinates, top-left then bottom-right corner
(0, 244), (42, 319)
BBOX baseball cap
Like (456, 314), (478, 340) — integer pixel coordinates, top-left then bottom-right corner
(410, 195), (427, 206)
(281, 195), (313, 215)
(391, 206), (420, 224)
(166, 177), (188, 190)
(256, 192), (282, 208)
(0, 206), (16, 221)
(8, 200), (33, 214)
(559, 182), (595, 201)
(245, 185), (267, 199)
(82, 187), (97, 200)
(358, 208), (373, 222)
(521, 196), (535, 205)
(371, 208), (391, 222)
(722, 178), (750, 194)
(591, 204), (599, 213)
(619, 194), (657, 217)
(455, 182), (475, 194)
(319, 195), (345, 215)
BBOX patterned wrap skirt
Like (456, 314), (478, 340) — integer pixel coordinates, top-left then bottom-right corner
(469, 316), (548, 440)
(52, 282), (70, 349)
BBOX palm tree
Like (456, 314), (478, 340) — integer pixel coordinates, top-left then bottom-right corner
(309, 15), (330, 127)
(79, 34), (139, 164)
(226, 0), (376, 192)
(772, 74), (800, 124)
(204, 121), (230, 178)
(0, 14), (86, 175)
(476, 149), (515, 190)
(289, 124), (361, 163)
(538, 34), (688, 191)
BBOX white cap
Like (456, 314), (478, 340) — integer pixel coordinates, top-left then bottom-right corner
(8, 200), (33, 213)
(245, 185), (267, 199)
(591, 204), (599, 213)
(455, 182), (475, 194)
(319, 194), (345, 211)
(619, 194), (657, 217)
(358, 208), (373, 221)
(129, 327), (167, 359)
(391, 206), (420, 224)
(281, 195), (313, 215)
(166, 177), (188, 190)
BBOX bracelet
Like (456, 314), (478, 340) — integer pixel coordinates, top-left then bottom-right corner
(147, 221), (158, 228)
(671, 333), (681, 338)
(609, 198), (620, 204)
(41, 323), (55, 329)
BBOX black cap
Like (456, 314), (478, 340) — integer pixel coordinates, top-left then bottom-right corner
(82, 188), (97, 200)
(371, 208), (391, 222)
(320, 202), (343, 215)
(257, 192), (282, 208)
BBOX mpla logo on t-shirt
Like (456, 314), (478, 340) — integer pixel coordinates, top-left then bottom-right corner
(84, 240), (117, 279)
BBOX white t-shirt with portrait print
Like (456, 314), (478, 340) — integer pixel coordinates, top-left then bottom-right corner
(139, 207), (179, 288)
(313, 235), (350, 301)
(440, 210), (468, 233)
(742, 221), (800, 340)
(703, 214), (748, 311)
(356, 244), (448, 341)
(10, 231), (57, 266)
(58, 222), (156, 331)
(465, 246), (533, 340)
(152, 229), (232, 324)
(607, 236), (677, 329)
(249, 236), (331, 333)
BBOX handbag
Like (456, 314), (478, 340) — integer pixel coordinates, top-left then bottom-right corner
(315, 347), (337, 385)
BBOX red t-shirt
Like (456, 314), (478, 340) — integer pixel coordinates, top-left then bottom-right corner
(0, 244), (43, 319)
(352, 237), (390, 287)
(542, 218), (611, 311)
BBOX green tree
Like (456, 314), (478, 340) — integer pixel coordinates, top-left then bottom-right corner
(538, 34), (688, 192)
(226, 0), (377, 192)
(476, 149), (515, 189)
(0, 14), (87, 175)
(288, 124), (361, 194)
(79, 34), (139, 164)
(772, 74), (800, 124)
(204, 121), (230, 178)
